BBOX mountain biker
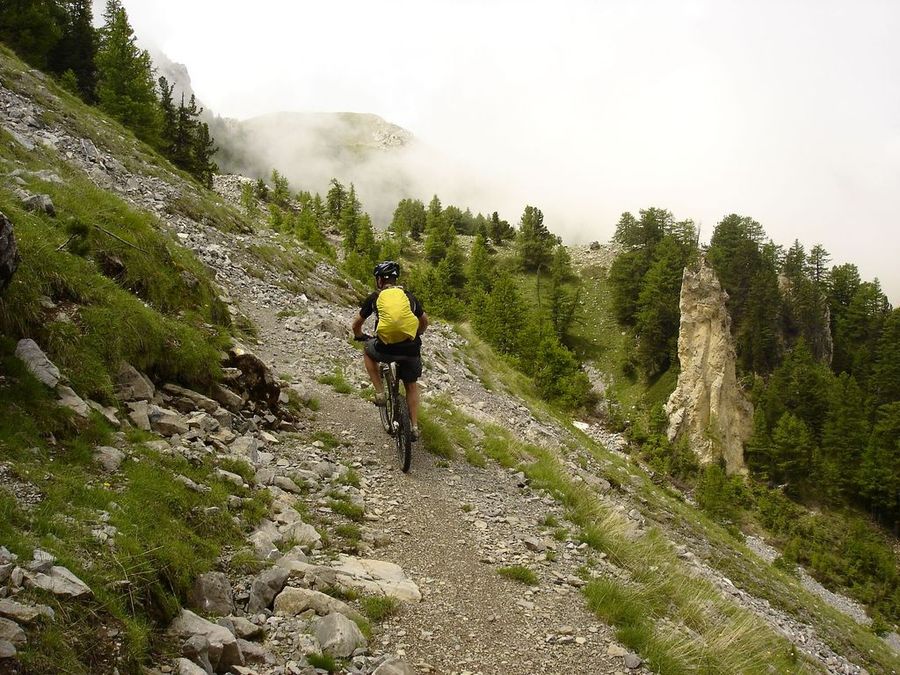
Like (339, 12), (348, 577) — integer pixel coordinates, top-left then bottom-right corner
(352, 261), (428, 440)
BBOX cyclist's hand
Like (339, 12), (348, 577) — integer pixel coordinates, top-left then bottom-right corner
(354, 333), (373, 342)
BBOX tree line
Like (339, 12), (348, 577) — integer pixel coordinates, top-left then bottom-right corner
(608, 209), (898, 529)
(244, 172), (594, 411)
(0, 0), (217, 186)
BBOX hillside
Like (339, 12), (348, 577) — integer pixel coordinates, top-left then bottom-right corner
(0, 44), (898, 675)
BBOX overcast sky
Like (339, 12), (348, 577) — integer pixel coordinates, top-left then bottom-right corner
(104, 0), (900, 301)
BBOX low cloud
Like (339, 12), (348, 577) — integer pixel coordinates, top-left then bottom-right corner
(121, 0), (899, 300)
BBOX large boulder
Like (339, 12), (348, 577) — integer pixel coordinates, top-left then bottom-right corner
(147, 405), (189, 436)
(330, 555), (421, 602)
(314, 612), (367, 658)
(25, 565), (92, 599)
(163, 383), (220, 414)
(56, 384), (90, 418)
(246, 566), (289, 613)
(225, 344), (280, 407)
(0, 211), (19, 294)
(22, 193), (55, 216)
(373, 657), (417, 675)
(0, 617), (26, 646)
(115, 362), (155, 401)
(187, 572), (235, 617)
(273, 587), (363, 623)
(169, 609), (244, 673)
(14, 339), (60, 388)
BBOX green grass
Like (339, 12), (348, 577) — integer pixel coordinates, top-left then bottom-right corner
(338, 467), (362, 488)
(360, 595), (401, 622)
(312, 430), (341, 449)
(498, 565), (539, 586)
(0, 149), (231, 401)
(306, 652), (340, 672)
(328, 499), (365, 522)
(318, 368), (354, 394)
(417, 408), (455, 459)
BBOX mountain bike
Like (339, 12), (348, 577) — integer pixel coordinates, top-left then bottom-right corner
(356, 336), (413, 472)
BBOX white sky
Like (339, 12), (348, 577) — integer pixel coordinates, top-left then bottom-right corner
(104, 0), (900, 302)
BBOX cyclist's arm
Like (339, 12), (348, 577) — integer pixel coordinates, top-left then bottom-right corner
(417, 312), (429, 337)
(351, 313), (366, 339)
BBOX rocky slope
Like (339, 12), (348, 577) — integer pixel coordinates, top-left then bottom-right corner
(0, 48), (898, 675)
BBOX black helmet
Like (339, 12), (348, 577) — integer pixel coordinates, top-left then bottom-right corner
(373, 260), (400, 279)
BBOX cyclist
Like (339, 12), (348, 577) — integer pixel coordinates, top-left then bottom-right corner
(352, 261), (429, 439)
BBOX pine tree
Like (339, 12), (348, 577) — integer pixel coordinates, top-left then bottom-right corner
(466, 232), (494, 296)
(339, 184), (362, 252)
(95, 0), (160, 143)
(634, 236), (690, 378)
(857, 403), (900, 523)
(807, 244), (831, 289)
(516, 205), (555, 272)
(270, 169), (290, 207)
(424, 195), (455, 264)
(489, 211), (514, 244)
(157, 77), (177, 153)
(50, 0), (97, 101)
(821, 373), (869, 496)
(391, 198), (426, 240)
(475, 271), (527, 356)
(871, 308), (900, 406)
(0, 0), (66, 71)
(326, 179), (346, 222)
(771, 412), (816, 492)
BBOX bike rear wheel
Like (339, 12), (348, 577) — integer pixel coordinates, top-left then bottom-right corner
(394, 395), (412, 473)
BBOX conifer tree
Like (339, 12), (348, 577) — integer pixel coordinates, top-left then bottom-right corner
(96, 0), (160, 143)
(326, 179), (346, 222)
(424, 195), (455, 263)
(475, 271), (527, 356)
(466, 232), (494, 296)
(489, 211), (514, 244)
(391, 198), (426, 240)
(50, 0), (97, 101)
(270, 169), (290, 207)
(0, 0), (66, 71)
(339, 184), (362, 251)
(516, 205), (555, 272)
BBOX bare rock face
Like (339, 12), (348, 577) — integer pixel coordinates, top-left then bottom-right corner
(0, 211), (19, 294)
(665, 256), (753, 475)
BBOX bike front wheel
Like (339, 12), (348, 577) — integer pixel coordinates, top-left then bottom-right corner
(394, 396), (412, 473)
(379, 390), (394, 436)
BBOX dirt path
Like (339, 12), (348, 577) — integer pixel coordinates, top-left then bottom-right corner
(239, 297), (638, 674)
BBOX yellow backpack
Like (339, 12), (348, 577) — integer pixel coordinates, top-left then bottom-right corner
(375, 287), (419, 344)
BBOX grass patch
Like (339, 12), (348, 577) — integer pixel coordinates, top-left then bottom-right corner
(0, 161), (231, 401)
(498, 565), (539, 586)
(328, 499), (365, 522)
(312, 430), (341, 449)
(318, 368), (354, 394)
(306, 652), (340, 672)
(339, 467), (362, 488)
(418, 409), (455, 459)
(360, 595), (401, 622)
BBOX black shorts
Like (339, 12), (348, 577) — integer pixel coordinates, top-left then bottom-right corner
(365, 339), (422, 383)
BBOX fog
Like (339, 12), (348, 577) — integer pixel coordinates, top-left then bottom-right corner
(104, 0), (900, 301)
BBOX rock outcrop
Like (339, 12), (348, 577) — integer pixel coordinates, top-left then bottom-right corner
(665, 256), (753, 474)
(0, 211), (19, 293)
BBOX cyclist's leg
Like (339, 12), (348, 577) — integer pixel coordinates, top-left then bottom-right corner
(396, 356), (423, 431)
(363, 340), (387, 404)
(406, 381), (419, 426)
